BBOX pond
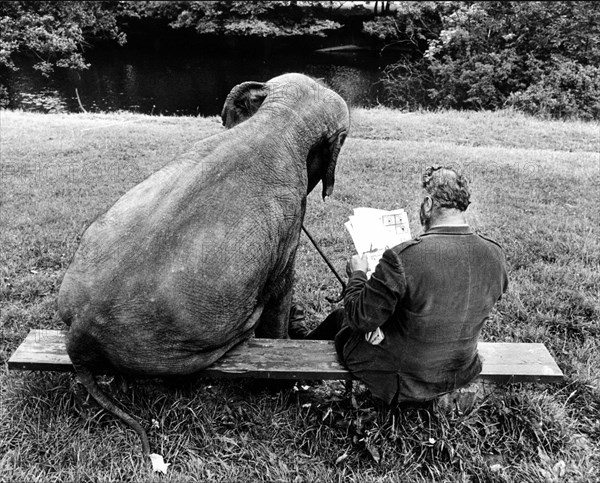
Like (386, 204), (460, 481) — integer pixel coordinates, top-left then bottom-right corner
(4, 44), (399, 117)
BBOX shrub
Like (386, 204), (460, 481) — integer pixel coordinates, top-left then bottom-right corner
(376, 1), (600, 120)
(380, 58), (434, 110)
(507, 60), (600, 121)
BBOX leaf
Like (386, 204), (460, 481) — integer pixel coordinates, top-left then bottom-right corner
(553, 460), (566, 477)
(366, 444), (381, 464)
(335, 452), (348, 465)
(149, 453), (170, 474)
(217, 435), (239, 448)
(537, 446), (551, 464)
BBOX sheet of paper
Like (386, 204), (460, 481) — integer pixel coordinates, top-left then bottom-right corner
(378, 209), (411, 248)
(344, 220), (371, 255)
(344, 207), (412, 279)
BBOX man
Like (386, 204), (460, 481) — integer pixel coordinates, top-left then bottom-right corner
(290, 166), (508, 405)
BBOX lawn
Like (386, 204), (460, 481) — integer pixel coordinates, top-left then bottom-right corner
(1, 107), (598, 482)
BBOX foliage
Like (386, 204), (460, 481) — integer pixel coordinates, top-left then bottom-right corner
(18, 90), (67, 113)
(0, 1), (128, 75)
(375, 1), (600, 120)
(0, 84), (8, 108)
(506, 59), (600, 121)
(362, 1), (454, 54)
(136, 1), (343, 37)
(2, 1), (599, 119)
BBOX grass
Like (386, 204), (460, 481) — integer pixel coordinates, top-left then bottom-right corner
(1, 107), (599, 482)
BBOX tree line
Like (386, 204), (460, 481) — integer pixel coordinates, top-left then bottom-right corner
(1, 1), (598, 120)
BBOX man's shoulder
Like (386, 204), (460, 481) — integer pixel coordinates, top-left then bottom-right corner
(474, 231), (505, 252)
(391, 237), (423, 255)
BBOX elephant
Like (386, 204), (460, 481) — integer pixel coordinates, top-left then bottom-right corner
(57, 73), (350, 456)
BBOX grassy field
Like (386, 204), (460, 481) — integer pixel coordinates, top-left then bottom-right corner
(1, 107), (598, 482)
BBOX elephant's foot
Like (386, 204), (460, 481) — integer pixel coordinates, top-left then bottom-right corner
(287, 303), (310, 339)
(255, 288), (293, 339)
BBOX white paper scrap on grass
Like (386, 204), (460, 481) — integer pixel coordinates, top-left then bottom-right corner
(149, 453), (171, 474)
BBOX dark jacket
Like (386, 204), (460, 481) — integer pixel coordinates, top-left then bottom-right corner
(339, 225), (508, 404)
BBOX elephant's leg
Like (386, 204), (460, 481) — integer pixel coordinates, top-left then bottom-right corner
(255, 272), (294, 339)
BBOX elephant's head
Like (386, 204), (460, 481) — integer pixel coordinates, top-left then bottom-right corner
(221, 74), (350, 200)
(221, 81), (269, 129)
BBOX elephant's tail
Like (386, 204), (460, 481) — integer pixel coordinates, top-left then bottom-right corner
(73, 363), (150, 457)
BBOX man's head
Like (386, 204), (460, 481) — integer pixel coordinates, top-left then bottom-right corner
(420, 166), (471, 230)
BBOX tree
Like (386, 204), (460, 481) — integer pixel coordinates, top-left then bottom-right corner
(425, 1), (600, 113)
(373, 1), (600, 119)
(0, 1), (128, 75)
(362, 1), (454, 55)
(363, 2), (458, 110)
(136, 1), (342, 37)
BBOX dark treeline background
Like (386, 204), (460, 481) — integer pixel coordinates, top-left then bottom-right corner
(1, 1), (599, 120)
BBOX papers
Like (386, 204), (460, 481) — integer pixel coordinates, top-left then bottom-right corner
(345, 207), (412, 278)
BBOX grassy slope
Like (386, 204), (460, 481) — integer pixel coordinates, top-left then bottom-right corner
(0, 108), (598, 482)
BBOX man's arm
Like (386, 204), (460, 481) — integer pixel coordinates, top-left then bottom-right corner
(344, 249), (406, 333)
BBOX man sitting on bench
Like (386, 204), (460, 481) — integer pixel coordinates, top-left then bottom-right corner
(290, 166), (509, 405)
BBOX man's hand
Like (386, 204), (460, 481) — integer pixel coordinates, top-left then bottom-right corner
(346, 253), (369, 276)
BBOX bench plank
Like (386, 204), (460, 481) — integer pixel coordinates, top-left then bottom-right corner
(7, 329), (71, 372)
(8, 329), (564, 383)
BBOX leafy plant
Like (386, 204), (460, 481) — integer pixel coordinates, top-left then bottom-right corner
(18, 90), (67, 113)
(137, 1), (343, 37)
(506, 59), (600, 121)
(0, 1), (129, 75)
(375, 1), (600, 119)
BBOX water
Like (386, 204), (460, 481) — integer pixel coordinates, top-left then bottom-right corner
(4, 45), (396, 117)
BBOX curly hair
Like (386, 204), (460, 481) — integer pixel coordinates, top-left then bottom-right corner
(422, 166), (471, 211)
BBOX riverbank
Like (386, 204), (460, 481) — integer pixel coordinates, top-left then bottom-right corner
(1, 108), (598, 481)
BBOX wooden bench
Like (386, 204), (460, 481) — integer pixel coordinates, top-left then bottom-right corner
(8, 329), (564, 384)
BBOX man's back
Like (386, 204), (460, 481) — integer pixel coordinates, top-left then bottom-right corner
(341, 225), (508, 404)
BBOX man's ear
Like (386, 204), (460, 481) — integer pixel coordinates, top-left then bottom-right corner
(221, 81), (268, 129)
(423, 195), (434, 212)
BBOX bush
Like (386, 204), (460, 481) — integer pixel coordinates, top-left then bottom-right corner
(0, 85), (8, 108)
(380, 58), (434, 110)
(0, 1), (128, 75)
(507, 60), (600, 121)
(377, 1), (600, 120)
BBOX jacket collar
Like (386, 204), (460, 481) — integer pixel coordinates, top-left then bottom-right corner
(420, 225), (474, 236)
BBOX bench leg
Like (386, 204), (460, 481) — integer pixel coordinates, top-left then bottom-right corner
(344, 380), (353, 394)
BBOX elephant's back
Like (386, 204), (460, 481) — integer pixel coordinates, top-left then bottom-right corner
(59, 128), (304, 373)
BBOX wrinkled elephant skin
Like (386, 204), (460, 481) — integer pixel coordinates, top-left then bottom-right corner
(57, 74), (350, 454)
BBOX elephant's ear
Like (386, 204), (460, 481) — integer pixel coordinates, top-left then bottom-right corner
(221, 81), (268, 129)
(322, 130), (347, 200)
